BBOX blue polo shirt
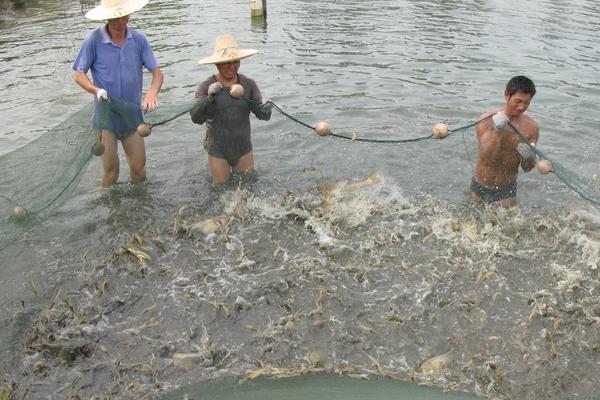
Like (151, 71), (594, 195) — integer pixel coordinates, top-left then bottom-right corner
(73, 25), (158, 135)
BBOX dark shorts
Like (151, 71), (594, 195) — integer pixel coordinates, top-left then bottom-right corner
(470, 178), (517, 203)
(204, 135), (252, 167)
(94, 100), (142, 140)
(102, 128), (136, 141)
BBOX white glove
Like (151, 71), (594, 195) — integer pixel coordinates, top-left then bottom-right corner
(492, 111), (509, 130)
(207, 82), (224, 98)
(516, 142), (536, 161)
(261, 98), (272, 109)
(96, 88), (108, 101)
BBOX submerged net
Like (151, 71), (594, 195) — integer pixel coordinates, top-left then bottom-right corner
(0, 97), (194, 249)
(0, 103), (96, 246)
(1, 94), (599, 248)
(2, 95), (600, 399)
(507, 121), (600, 207)
(268, 99), (600, 207)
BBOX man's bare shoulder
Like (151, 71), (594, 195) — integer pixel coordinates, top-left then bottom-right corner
(516, 114), (539, 134)
(522, 114), (539, 129)
(515, 114), (540, 143)
(480, 109), (497, 120)
(476, 109), (499, 135)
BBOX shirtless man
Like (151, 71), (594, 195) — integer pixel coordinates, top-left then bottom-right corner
(470, 76), (539, 207)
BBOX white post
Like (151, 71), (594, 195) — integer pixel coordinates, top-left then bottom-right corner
(249, 0), (263, 17)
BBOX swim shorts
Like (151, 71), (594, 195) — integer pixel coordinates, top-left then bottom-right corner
(470, 178), (517, 203)
(204, 135), (252, 167)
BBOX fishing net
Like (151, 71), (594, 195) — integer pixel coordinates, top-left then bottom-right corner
(2, 94), (599, 249)
(2, 94), (600, 400)
(506, 121), (600, 207)
(0, 97), (194, 249)
(268, 100), (600, 207)
(0, 103), (94, 247)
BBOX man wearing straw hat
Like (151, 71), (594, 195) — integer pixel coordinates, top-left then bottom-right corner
(191, 34), (271, 183)
(73, 0), (164, 187)
(470, 76), (539, 207)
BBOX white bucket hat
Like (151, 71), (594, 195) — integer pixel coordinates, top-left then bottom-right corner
(198, 34), (258, 65)
(85, 0), (149, 21)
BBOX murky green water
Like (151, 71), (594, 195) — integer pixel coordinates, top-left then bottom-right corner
(1, 1), (600, 399)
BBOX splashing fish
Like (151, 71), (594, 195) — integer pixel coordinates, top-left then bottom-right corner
(190, 215), (230, 235)
(317, 174), (382, 196)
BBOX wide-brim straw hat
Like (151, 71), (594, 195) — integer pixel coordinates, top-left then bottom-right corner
(85, 0), (149, 21)
(198, 34), (258, 65)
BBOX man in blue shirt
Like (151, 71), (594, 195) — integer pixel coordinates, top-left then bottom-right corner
(73, 0), (163, 187)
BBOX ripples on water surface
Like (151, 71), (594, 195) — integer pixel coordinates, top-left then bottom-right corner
(1, 1), (600, 399)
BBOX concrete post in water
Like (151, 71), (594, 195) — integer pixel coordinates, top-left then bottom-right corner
(250, 0), (266, 18)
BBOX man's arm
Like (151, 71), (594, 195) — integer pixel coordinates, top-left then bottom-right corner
(475, 111), (498, 156)
(519, 121), (540, 172)
(247, 82), (271, 121)
(74, 71), (105, 98)
(519, 146), (536, 172)
(143, 68), (164, 112)
(190, 81), (217, 125)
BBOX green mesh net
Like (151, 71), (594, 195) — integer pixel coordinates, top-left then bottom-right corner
(506, 121), (600, 207)
(278, 108), (600, 209)
(0, 103), (95, 247)
(1, 96), (599, 249)
(0, 97), (195, 249)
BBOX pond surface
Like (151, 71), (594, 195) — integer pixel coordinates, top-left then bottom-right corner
(1, 1), (599, 399)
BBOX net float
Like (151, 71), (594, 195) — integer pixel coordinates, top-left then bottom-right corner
(314, 121), (331, 136)
(229, 84), (244, 99)
(11, 206), (27, 220)
(432, 122), (449, 138)
(137, 123), (152, 137)
(537, 159), (553, 174)
(91, 141), (105, 156)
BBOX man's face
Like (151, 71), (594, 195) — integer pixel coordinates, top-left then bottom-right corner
(505, 90), (532, 118)
(216, 61), (240, 80)
(107, 15), (129, 32)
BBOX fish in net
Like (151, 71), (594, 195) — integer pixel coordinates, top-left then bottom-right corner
(2, 96), (599, 248)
